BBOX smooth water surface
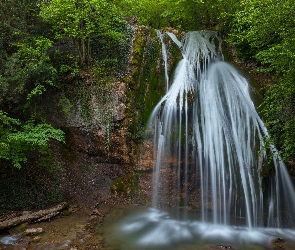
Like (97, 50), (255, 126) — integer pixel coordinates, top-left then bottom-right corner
(103, 206), (295, 250)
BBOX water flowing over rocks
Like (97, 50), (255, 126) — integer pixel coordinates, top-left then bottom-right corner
(147, 30), (295, 228)
(97, 30), (295, 250)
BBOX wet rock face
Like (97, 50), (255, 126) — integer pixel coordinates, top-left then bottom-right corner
(113, 102), (126, 121)
(60, 126), (132, 206)
(52, 81), (128, 128)
(46, 26), (183, 207)
(113, 82), (127, 121)
(135, 140), (154, 171)
(65, 127), (130, 165)
(51, 26), (181, 171)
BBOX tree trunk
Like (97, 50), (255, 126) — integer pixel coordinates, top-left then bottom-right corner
(81, 38), (86, 65)
(0, 202), (68, 230)
(87, 38), (91, 64)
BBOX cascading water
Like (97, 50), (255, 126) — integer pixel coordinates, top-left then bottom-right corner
(149, 30), (295, 228)
(108, 31), (295, 250)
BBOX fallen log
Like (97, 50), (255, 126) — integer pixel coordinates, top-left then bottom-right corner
(0, 202), (68, 231)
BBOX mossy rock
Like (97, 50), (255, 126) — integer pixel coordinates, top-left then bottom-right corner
(110, 173), (139, 196)
(8, 223), (28, 234)
(126, 27), (183, 144)
(61, 209), (71, 216)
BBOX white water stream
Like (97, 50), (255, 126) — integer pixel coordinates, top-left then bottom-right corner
(149, 30), (295, 228)
(111, 31), (295, 249)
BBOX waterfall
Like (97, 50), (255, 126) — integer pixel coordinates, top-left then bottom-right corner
(148, 30), (295, 228)
(111, 30), (295, 250)
(156, 30), (169, 92)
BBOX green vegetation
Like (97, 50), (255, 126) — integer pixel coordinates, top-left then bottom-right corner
(114, 0), (240, 30)
(0, 111), (64, 169)
(111, 173), (139, 196)
(0, 0), (129, 169)
(228, 0), (295, 161)
(39, 0), (126, 65)
(0, 158), (64, 210)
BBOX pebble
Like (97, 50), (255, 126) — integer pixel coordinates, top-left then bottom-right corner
(23, 228), (44, 236)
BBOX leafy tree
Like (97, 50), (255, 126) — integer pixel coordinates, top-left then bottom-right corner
(0, 0), (65, 171)
(0, 0), (57, 116)
(0, 36), (57, 114)
(262, 80), (295, 162)
(39, 0), (126, 65)
(113, 0), (167, 28)
(229, 0), (295, 161)
(0, 0), (50, 67)
(114, 0), (241, 31)
(160, 0), (229, 30)
(0, 111), (65, 169)
(229, 0), (295, 65)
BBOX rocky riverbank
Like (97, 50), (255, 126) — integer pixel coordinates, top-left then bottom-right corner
(0, 203), (116, 250)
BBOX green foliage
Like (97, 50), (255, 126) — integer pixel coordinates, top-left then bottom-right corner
(0, 0), (80, 122)
(0, 0), (49, 58)
(160, 0), (234, 30)
(229, 0), (295, 161)
(114, 0), (167, 28)
(91, 23), (134, 79)
(262, 80), (295, 161)
(229, 0), (295, 63)
(58, 95), (73, 116)
(0, 110), (65, 169)
(115, 0), (240, 31)
(39, 0), (126, 65)
(0, 35), (57, 115)
(0, 0), (67, 211)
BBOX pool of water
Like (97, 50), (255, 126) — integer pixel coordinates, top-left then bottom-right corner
(102, 206), (295, 250)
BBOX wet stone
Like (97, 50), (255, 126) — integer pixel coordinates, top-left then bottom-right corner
(274, 238), (285, 243)
(23, 228), (44, 236)
(273, 237), (286, 249)
(32, 236), (41, 243)
(217, 245), (233, 249)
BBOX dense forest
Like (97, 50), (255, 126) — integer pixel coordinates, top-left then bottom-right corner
(1, 0), (294, 210)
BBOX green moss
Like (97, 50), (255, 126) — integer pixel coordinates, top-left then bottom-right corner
(110, 173), (139, 196)
(126, 27), (183, 143)
(127, 28), (164, 142)
(8, 223), (28, 234)
(61, 209), (71, 216)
